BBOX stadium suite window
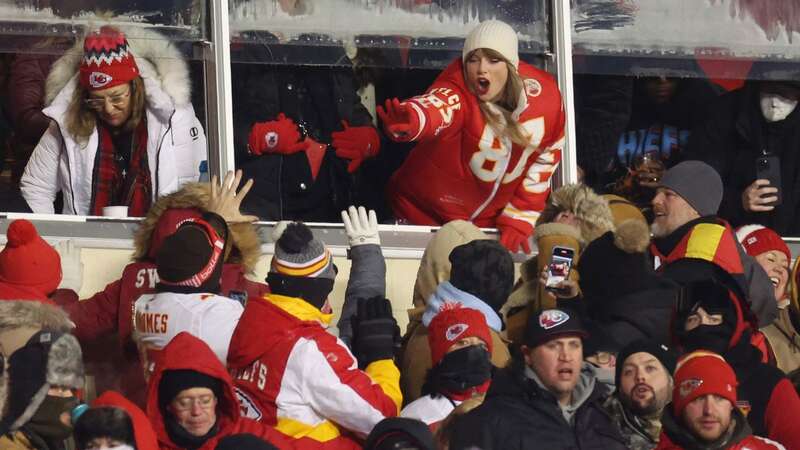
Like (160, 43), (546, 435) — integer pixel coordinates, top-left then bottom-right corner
(571, 0), (800, 238)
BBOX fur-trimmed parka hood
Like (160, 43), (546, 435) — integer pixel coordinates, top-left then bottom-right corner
(44, 23), (191, 112)
(537, 184), (615, 244)
(132, 183), (262, 273)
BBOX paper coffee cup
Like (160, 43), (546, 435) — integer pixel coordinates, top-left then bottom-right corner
(102, 206), (129, 218)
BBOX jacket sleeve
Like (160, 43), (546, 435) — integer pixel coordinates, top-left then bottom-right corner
(20, 122), (63, 213)
(288, 336), (400, 436)
(764, 378), (800, 450)
(337, 244), (386, 347)
(497, 109), (565, 231)
(66, 279), (123, 343)
(403, 81), (466, 143)
(8, 54), (52, 145)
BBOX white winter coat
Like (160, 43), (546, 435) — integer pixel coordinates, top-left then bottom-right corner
(20, 26), (206, 215)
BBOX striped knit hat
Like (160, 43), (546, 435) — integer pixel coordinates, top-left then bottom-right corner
(79, 26), (139, 91)
(267, 222), (336, 310)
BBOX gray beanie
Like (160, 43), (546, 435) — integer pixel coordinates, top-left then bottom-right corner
(659, 161), (723, 216)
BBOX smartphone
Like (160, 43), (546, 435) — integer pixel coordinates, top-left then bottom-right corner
(755, 154), (782, 206)
(545, 246), (575, 291)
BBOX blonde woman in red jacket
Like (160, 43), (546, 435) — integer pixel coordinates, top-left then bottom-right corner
(378, 20), (565, 253)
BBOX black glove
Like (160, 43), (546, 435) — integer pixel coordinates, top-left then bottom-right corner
(351, 296), (399, 368)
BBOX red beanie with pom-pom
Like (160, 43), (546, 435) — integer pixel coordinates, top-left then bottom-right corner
(0, 219), (62, 298)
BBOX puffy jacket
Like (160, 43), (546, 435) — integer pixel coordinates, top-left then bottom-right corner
(133, 291), (243, 379)
(21, 26), (206, 214)
(93, 391), (159, 450)
(147, 332), (294, 450)
(400, 394), (461, 431)
(227, 294), (401, 450)
(448, 361), (627, 450)
(656, 406), (786, 450)
(387, 59), (565, 232)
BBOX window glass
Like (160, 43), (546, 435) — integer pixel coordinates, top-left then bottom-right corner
(229, 0), (557, 231)
(572, 0), (800, 237)
(0, 0), (209, 218)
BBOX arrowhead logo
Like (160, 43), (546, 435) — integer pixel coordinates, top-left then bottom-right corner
(679, 378), (703, 398)
(539, 309), (569, 330)
(445, 323), (469, 341)
(89, 71), (113, 89)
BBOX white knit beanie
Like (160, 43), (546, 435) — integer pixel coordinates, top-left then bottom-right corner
(462, 20), (519, 68)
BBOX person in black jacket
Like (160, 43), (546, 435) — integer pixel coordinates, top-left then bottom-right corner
(684, 77), (800, 235)
(232, 28), (379, 222)
(448, 308), (627, 450)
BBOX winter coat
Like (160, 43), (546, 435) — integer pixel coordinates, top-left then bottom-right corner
(0, 432), (36, 450)
(722, 333), (800, 449)
(448, 361), (627, 450)
(226, 294), (401, 450)
(233, 40), (373, 222)
(147, 333), (294, 450)
(603, 394), (660, 450)
(387, 59), (565, 232)
(93, 391), (159, 450)
(20, 26), (206, 214)
(398, 220), (494, 403)
(399, 282), (510, 405)
(685, 82), (800, 235)
(650, 216), (777, 327)
(760, 305), (800, 376)
(133, 291), (243, 379)
(334, 244), (386, 347)
(63, 183), (267, 407)
(656, 406), (786, 450)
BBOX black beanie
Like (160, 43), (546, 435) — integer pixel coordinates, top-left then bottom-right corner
(448, 240), (514, 312)
(615, 340), (677, 389)
(216, 433), (279, 450)
(364, 417), (436, 450)
(157, 217), (226, 294)
(158, 369), (223, 412)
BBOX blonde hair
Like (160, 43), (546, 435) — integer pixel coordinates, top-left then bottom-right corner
(465, 48), (530, 147)
(66, 76), (146, 144)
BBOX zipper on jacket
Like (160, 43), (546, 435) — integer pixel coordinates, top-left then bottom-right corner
(154, 110), (176, 196)
(469, 153), (512, 221)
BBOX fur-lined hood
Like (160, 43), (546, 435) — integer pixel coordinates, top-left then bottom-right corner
(0, 301), (73, 333)
(44, 23), (191, 112)
(132, 183), (262, 273)
(536, 184), (615, 244)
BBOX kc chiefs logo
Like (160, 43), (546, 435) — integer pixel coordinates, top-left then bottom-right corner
(445, 323), (469, 341)
(89, 71), (113, 88)
(265, 131), (279, 149)
(679, 378), (703, 398)
(539, 309), (569, 330)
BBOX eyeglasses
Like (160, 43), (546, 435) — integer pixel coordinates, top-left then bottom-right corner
(170, 394), (216, 412)
(84, 90), (131, 111)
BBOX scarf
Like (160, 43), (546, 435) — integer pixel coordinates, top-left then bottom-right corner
(91, 118), (152, 216)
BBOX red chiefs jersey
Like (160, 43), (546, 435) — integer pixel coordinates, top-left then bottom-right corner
(387, 59), (565, 232)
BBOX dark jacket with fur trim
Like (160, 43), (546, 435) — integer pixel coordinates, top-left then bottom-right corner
(63, 183), (267, 407)
(20, 25), (206, 214)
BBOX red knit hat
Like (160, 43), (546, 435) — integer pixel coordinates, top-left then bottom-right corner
(427, 303), (493, 365)
(735, 224), (791, 261)
(79, 26), (139, 91)
(672, 351), (738, 416)
(0, 219), (62, 299)
(147, 208), (203, 260)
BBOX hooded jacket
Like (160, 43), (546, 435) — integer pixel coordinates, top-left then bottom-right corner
(64, 183), (268, 407)
(20, 25), (206, 214)
(226, 294), (401, 450)
(650, 216), (777, 328)
(92, 391), (160, 450)
(655, 407), (785, 450)
(387, 59), (565, 233)
(448, 360), (627, 450)
(147, 332), (294, 450)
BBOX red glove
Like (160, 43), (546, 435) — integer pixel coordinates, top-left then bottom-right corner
(248, 113), (309, 155)
(376, 98), (420, 142)
(497, 218), (533, 254)
(331, 121), (380, 173)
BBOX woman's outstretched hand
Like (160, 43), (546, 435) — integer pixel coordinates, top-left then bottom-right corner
(376, 98), (419, 142)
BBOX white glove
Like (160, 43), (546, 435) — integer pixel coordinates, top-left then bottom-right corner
(341, 206), (380, 247)
(54, 239), (83, 293)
